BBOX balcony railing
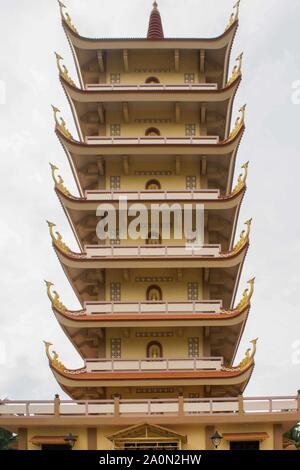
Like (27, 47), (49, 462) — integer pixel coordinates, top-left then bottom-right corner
(84, 244), (221, 258)
(85, 83), (218, 92)
(85, 189), (220, 201)
(85, 136), (219, 145)
(0, 396), (299, 418)
(85, 357), (223, 373)
(84, 300), (222, 315)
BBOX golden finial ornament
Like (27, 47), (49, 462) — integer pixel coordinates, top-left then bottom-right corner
(227, 52), (243, 85)
(222, 338), (258, 372)
(47, 221), (71, 254)
(58, 1), (78, 33)
(235, 277), (255, 312)
(50, 163), (71, 197)
(231, 161), (249, 195)
(227, 104), (246, 141)
(233, 218), (252, 253)
(55, 52), (75, 87)
(52, 105), (73, 140)
(236, 338), (258, 370)
(44, 280), (67, 314)
(225, 0), (241, 31)
(43, 341), (65, 371)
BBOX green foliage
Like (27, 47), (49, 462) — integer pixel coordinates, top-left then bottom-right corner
(0, 428), (17, 450)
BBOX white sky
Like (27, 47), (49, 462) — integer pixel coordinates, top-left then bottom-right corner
(0, 0), (300, 400)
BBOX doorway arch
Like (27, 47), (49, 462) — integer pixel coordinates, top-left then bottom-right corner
(146, 285), (163, 301)
(147, 341), (163, 358)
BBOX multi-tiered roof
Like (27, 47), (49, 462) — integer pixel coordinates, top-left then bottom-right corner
(44, 1), (257, 401)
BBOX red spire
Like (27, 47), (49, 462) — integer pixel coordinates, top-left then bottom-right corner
(147, 1), (164, 40)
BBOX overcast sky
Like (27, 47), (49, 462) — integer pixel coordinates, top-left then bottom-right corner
(0, 0), (300, 400)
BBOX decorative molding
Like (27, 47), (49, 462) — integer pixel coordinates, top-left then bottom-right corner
(227, 52), (243, 85)
(223, 338), (258, 372)
(227, 104), (246, 141)
(136, 388), (175, 394)
(55, 52), (75, 86)
(134, 118), (172, 124)
(234, 277), (255, 312)
(225, 0), (240, 31)
(58, 1), (78, 33)
(232, 219), (252, 253)
(134, 171), (172, 176)
(52, 105), (73, 140)
(45, 280), (67, 314)
(231, 161), (249, 195)
(134, 68), (171, 73)
(135, 277), (173, 283)
(50, 163), (71, 196)
(43, 341), (66, 371)
(47, 221), (71, 254)
(135, 332), (174, 338)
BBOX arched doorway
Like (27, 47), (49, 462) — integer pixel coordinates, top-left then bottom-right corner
(145, 76), (160, 84)
(145, 127), (161, 136)
(147, 341), (163, 358)
(146, 285), (162, 301)
(145, 179), (161, 190)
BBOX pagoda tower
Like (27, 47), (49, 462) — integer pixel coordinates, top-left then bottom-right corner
(2, 0), (300, 452)
(45, 0), (255, 403)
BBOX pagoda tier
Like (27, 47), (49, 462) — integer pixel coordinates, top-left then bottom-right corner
(60, 74), (240, 142)
(45, 279), (253, 364)
(47, 223), (250, 312)
(44, 339), (256, 400)
(52, 162), (247, 251)
(58, 3), (238, 90)
(55, 115), (244, 197)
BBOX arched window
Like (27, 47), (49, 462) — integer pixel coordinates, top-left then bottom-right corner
(145, 179), (161, 190)
(145, 127), (161, 136)
(146, 285), (162, 301)
(147, 341), (163, 358)
(145, 76), (160, 84)
(146, 232), (161, 245)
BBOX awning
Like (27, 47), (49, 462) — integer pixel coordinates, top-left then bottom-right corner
(30, 435), (78, 446)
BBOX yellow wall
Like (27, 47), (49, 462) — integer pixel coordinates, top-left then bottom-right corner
(26, 423), (276, 450)
(106, 50), (200, 85)
(105, 326), (204, 359)
(105, 268), (203, 301)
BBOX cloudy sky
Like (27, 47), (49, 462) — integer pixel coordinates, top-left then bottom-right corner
(0, 0), (300, 400)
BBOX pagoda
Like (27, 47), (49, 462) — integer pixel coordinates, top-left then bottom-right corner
(1, 1), (299, 451)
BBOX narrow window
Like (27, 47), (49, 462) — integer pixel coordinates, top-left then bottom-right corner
(188, 337), (200, 358)
(110, 282), (121, 301)
(111, 338), (121, 358)
(187, 282), (199, 300)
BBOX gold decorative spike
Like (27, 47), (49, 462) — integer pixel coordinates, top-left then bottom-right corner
(55, 52), (75, 87)
(225, 0), (241, 31)
(227, 52), (243, 85)
(227, 104), (246, 141)
(44, 280), (67, 314)
(236, 338), (258, 370)
(58, 1), (78, 33)
(43, 341), (65, 371)
(231, 161), (249, 195)
(47, 221), (71, 254)
(52, 105), (73, 140)
(50, 163), (71, 197)
(233, 218), (252, 253)
(235, 277), (255, 311)
(222, 338), (258, 372)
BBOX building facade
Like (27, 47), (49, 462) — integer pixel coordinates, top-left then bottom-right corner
(1, 1), (299, 451)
